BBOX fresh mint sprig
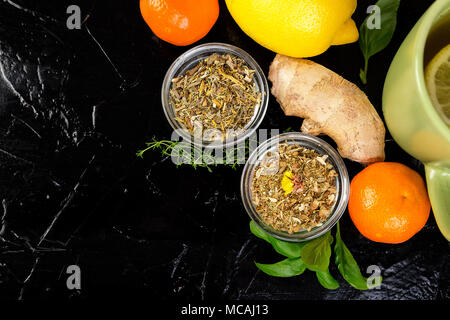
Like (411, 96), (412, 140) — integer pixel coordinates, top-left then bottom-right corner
(250, 221), (375, 290)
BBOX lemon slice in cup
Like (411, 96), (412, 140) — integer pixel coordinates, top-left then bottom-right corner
(425, 44), (450, 126)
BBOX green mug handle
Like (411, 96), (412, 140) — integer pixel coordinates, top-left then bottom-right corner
(425, 161), (450, 241)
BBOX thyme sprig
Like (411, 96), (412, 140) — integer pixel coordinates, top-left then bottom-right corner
(136, 138), (178, 158)
(136, 137), (253, 172)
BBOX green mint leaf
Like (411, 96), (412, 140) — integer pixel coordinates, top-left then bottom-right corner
(334, 222), (369, 290)
(316, 269), (340, 290)
(250, 221), (304, 258)
(359, 0), (401, 83)
(255, 257), (306, 278)
(301, 231), (333, 272)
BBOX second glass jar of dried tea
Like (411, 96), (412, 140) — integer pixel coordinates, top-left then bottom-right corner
(252, 142), (338, 234)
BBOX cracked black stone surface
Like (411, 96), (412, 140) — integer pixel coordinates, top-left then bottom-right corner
(0, 0), (448, 300)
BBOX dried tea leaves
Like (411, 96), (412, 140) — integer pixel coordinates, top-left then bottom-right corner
(252, 143), (338, 234)
(170, 53), (261, 141)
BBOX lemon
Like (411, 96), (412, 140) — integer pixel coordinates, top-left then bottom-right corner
(425, 44), (450, 126)
(225, 0), (359, 58)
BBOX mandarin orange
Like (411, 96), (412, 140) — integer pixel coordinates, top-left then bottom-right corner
(140, 0), (219, 46)
(349, 162), (430, 244)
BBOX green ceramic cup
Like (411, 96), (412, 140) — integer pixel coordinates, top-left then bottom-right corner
(383, 0), (450, 240)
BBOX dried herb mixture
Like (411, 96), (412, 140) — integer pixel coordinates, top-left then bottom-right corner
(252, 143), (338, 233)
(170, 53), (261, 141)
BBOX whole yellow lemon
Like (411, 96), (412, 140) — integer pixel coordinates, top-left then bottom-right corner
(225, 0), (359, 58)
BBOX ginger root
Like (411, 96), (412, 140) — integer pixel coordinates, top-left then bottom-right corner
(268, 54), (385, 164)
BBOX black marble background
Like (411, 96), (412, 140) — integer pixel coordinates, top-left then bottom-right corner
(0, 0), (448, 300)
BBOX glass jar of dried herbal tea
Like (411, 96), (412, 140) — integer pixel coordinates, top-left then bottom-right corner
(241, 133), (350, 242)
(252, 142), (338, 234)
(170, 53), (261, 141)
(161, 43), (269, 149)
